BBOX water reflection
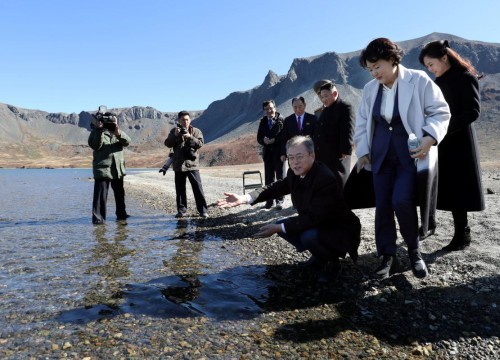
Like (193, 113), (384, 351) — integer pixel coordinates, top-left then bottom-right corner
(58, 227), (275, 323)
(58, 258), (352, 323)
(160, 221), (203, 307)
(83, 224), (134, 308)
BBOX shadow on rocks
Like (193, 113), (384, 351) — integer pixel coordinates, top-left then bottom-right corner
(56, 262), (360, 324)
(274, 275), (500, 346)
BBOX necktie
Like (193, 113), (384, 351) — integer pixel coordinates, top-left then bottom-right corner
(268, 118), (273, 129)
(297, 116), (302, 131)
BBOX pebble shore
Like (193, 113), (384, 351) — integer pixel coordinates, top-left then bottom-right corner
(1, 166), (499, 359)
(123, 167), (499, 359)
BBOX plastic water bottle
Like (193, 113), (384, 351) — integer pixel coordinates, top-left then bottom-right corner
(408, 133), (419, 164)
(408, 133), (419, 152)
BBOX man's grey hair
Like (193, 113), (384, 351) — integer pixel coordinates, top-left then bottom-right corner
(286, 135), (314, 154)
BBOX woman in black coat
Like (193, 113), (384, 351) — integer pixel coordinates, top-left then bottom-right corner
(419, 40), (485, 251)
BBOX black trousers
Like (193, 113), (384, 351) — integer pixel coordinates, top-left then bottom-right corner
(263, 156), (285, 205)
(174, 170), (208, 215)
(92, 177), (127, 224)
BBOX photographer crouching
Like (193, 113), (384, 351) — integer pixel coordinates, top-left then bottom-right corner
(164, 111), (208, 218)
(88, 106), (131, 224)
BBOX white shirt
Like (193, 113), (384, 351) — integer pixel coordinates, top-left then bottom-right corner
(380, 80), (398, 123)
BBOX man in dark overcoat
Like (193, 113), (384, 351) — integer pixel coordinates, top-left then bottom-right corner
(313, 80), (355, 187)
(218, 136), (361, 280)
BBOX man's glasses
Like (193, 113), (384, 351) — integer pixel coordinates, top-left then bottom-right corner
(287, 153), (308, 162)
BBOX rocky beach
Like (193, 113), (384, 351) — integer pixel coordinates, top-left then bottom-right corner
(0, 164), (499, 360)
(121, 165), (499, 359)
(1, 27), (500, 359)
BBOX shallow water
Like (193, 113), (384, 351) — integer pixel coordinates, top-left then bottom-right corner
(0, 168), (273, 332)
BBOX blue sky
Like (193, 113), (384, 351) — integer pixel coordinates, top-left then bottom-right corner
(1, 0), (499, 114)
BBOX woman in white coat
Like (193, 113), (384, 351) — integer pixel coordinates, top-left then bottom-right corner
(354, 38), (450, 279)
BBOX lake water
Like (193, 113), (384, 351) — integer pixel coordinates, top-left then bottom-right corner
(0, 168), (274, 331)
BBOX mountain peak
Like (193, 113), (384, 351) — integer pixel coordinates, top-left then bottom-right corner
(262, 70), (280, 88)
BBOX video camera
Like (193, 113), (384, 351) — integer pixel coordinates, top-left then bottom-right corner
(92, 105), (117, 131)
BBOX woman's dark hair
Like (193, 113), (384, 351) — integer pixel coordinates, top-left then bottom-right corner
(359, 38), (404, 68)
(418, 40), (480, 78)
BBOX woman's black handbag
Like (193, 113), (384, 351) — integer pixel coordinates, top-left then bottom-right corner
(343, 168), (376, 209)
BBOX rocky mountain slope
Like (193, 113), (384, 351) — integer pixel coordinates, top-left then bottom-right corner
(196, 33), (500, 144)
(0, 32), (499, 168)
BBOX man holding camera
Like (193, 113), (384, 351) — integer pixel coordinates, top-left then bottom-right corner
(164, 111), (208, 218)
(88, 109), (131, 224)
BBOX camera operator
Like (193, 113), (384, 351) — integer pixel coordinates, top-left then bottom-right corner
(88, 109), (131, 224)
(164, 111), (208, 218)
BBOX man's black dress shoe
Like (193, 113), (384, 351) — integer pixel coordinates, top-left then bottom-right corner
(318, 260), (342, 283)
(297, 256), (322, 268)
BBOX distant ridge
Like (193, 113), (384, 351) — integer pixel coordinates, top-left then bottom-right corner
(196, 32), (500, 143)
(1, 33), (499, 168)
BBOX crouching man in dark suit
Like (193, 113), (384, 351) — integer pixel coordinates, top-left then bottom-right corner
(217, 136), (361, 281)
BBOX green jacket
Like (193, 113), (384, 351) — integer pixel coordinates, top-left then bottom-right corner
(88, 129), (131, 179)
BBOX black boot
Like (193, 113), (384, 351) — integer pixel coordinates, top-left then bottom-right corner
(297, 255), (322, 269)
(317, 259), (342, 283)
(442, 226), (471, 251)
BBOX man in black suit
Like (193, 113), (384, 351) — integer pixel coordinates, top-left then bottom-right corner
(217, 136), (361, 280)
(280, 96), (316, 162)
(313, 80), (355, 187)
(257, 100), (285, 210)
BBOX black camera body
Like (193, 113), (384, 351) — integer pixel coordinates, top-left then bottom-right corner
(92, 105), (117, 131)
(175, 123), (196, 160)
(102, 121), (116, 132)
(176, 123), (188, 135)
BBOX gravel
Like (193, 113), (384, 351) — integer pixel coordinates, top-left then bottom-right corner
(2, 166), (498, 359)
(122, 167), (500, 359)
